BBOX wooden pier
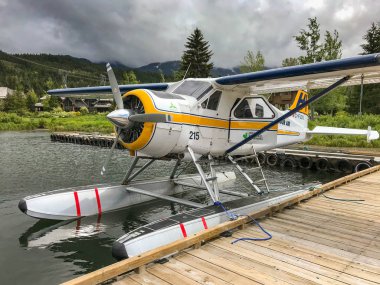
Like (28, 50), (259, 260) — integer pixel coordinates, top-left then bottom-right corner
(62, 165), (380, 285)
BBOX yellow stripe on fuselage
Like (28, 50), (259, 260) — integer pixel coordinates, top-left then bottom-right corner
(277, 130), (300, 136)
(122, 89), (278, 150)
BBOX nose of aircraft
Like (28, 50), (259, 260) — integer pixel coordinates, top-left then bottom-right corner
(106, 109), (133, 129)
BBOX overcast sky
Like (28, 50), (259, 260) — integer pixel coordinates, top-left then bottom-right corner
(0, 0), (378, 68)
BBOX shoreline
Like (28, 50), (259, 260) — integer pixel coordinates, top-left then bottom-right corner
(1, 112), (379, 149)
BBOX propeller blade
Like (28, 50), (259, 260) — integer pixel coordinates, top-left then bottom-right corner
(100, 130), (121, 176)
(106, 63), (124, 110)
(129, 113), (172, 123)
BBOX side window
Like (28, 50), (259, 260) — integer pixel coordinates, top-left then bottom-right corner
(201, 98), (208, 108)
(234, 99), (253, 118)
(206, 91), (221, 110)
(200, 91), (222, 111)
(234, 97), (274, 119)
(255, 104), (264, 118)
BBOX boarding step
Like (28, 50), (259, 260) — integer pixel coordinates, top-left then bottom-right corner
(126, 187), (204, 208)
(256, 178), (266, 183)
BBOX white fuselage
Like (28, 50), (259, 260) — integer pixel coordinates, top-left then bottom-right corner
(123, 79), (309, 158)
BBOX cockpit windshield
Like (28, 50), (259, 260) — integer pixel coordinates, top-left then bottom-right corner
(172, 80), (213, 100)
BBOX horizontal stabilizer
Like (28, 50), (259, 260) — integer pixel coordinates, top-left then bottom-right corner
(307, 126), (379, 141)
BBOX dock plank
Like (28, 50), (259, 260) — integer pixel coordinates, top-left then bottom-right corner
(226, 233), (379, 285)
(187, 246), (303, 285)
(62, 166), (380, 285)
(162, 258), (231, 285)
(174, 253), (261, 285)
(129, 270), (171, 285)
(147, 264), (200, 285)
(211, 239), (351, 285)
(261, 220), (380, 260)
(231, 230), (380, 283)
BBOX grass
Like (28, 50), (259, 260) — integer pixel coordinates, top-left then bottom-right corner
(1, 111), (379, 148)
(306, 113), (380, 148)
(0, 111), (113, 133)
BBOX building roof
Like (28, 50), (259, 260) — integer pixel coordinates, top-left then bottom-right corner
(0, 87), (14, 99)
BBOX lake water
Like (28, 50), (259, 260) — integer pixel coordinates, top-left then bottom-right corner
(0, 131), (343, 284)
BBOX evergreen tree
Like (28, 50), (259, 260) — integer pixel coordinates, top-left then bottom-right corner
(178, 28), (213, 79)
(323, 30), (342, 60)
(4, 90), (27, 112)
(158, 69), (165, 83)
(361, 22), (380, 54)
(240, 50), (265, 73)
(26, 89), (38, 111)
(294, 17), (342, 63)
(122, 71), (140, 84)
(294, 17), (344, 117)
(295, 17), (324, 64)
(346, 22), (380, 114)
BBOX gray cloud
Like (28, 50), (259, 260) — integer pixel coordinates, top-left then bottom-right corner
(0, 0), (378, 68)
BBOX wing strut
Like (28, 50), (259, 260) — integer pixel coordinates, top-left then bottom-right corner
(226, 75), (351, 154)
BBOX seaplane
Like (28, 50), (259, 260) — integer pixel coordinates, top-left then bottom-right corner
(19, 53), (380, 259)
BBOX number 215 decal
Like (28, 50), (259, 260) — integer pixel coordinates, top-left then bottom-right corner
(189, 131), (200, 140)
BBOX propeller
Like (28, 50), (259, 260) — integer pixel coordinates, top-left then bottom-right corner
(106, 63), (123, 109)
(100, 63), (171, 176)
(129, 113), (171, 123)
(100, 130), (121, 176)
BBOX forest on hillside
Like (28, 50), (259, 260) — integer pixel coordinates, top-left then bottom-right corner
(0, 51), (164, 96)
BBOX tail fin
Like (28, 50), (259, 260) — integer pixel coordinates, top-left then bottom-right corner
(289, 90), (309, 115)
(289, 90), (309, 127)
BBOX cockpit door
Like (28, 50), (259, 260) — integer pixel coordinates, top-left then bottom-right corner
(230, 96), (278, 148)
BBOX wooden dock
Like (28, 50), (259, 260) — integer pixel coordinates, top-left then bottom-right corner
(62, 165), (380, 285)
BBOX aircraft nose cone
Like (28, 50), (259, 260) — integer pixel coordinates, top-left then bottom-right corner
(106, 109), (132, 129)
(18, 199), (27, 213)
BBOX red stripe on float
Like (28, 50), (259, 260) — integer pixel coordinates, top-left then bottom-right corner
(94, 188), (102, 215)
(179, 223), (187, 237)
(74, 191), (81, 217)
(201, 217), (208, 229)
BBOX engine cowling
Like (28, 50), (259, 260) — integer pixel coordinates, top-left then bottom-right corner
(117, 89), (188, 157)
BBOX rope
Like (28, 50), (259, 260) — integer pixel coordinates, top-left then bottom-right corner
(213, 201), (272, 244)
(322, 193), (365, 202)
(231, 215), (272, 244)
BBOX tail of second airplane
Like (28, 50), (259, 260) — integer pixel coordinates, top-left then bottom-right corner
(288, 89), (309, 128)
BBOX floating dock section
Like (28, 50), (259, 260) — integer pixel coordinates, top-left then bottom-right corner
(62, 165), (380, 285)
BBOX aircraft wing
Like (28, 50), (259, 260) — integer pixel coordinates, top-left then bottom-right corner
(214, 54), (380, 94)
(48, 83), (169, 97)
(307, 126), (379, 141)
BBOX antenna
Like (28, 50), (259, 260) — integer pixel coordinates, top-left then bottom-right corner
(182, 63), (191, 80)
